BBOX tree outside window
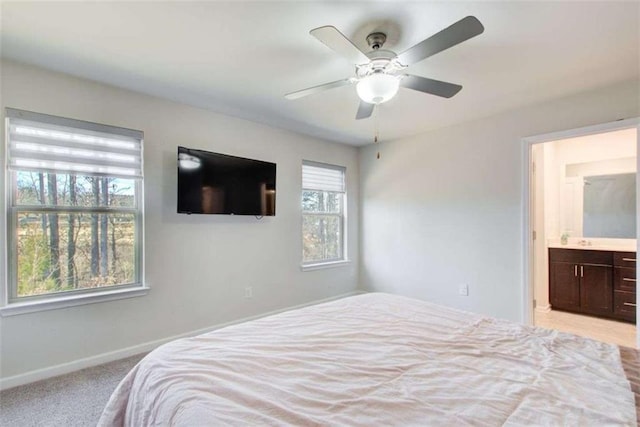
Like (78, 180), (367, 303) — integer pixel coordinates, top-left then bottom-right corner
(302, 162), (345, 265)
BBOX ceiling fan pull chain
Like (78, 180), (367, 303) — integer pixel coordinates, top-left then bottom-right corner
(374, 105), (381, 159)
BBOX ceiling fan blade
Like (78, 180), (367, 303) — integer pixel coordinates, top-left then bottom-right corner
(310, 25), (371, 65)
(285, 78), (353, 100)
(400, 75), (462, 98)
(396, 16), (484, 65)
(356, 101), (375, 120)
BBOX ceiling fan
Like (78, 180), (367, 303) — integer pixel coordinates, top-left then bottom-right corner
(285, 16), (484, 120)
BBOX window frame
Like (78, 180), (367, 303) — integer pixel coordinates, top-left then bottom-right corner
(301, 161), (348, 268)
(3, 109), (146, 311)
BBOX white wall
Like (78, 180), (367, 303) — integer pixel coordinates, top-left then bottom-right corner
(553, 129), (636, 171)
(359, 80), (640, 322)
(0, 60), (359, 381)
(543, 142), (560, 240)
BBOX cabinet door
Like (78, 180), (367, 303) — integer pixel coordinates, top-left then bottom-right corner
(580, 264), (613, 315)
(550, 262), (580, 311)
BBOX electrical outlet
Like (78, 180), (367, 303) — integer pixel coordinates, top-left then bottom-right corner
(458, 284), (469, 296)
(244, 286), (253, 299)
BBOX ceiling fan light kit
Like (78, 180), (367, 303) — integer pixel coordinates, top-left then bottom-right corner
(356, 73), (400, 104)
(285, 16), (485, 120)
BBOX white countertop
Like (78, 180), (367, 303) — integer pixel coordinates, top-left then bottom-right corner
(547, 237), (636, 252)
(548, 243), (637, 252)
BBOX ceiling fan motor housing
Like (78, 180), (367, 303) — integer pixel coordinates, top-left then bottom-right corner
(357, 51), (405, 81)
(366, 32), (387, 50)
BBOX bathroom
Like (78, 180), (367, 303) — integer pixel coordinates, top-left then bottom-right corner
(531, 127), (637, 347)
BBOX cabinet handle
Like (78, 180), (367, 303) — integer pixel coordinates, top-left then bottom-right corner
(580, 265), (583, 278)
(623, 278), (637, 282)
(623, 302), (637, 307)
(574, 265), (578, 277)
(622, 258), (637, 262)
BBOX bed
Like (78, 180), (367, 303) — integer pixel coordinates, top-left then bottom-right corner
(99, 293), (637, 426)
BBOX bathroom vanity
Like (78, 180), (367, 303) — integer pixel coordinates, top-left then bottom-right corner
(549, 247), (636, 323)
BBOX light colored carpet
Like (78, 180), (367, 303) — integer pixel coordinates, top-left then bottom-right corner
(0, 353), (146, 427)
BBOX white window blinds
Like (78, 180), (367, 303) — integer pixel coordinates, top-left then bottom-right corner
(302, 162), (345, 193)
(6, 108), (143, 179)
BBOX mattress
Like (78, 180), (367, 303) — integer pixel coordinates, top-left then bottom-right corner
(99, 293), (636, 426)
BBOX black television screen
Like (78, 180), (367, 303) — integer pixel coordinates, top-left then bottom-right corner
(177, 146), (276, 216)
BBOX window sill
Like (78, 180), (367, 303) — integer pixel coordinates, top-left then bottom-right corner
(0, 286), (150, 317)
(301, 260), (351, 271)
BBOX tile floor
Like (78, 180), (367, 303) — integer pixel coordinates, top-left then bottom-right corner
(535, 309), (637, 348)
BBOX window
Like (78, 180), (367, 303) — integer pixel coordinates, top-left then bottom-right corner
(302, 161), (346, 266)
(5, 108), (144, 305)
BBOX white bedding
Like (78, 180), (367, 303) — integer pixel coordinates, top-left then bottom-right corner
(99, 293), (635, 426)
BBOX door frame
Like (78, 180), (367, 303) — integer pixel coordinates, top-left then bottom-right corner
(521, 117), (640, 346)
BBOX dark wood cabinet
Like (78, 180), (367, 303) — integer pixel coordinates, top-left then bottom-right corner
(613, 251), (636, 322)
(549, 248), (635, 323)
(580, 264), (613, 315)
(549, 262), (580, 311)
(614, 291), (636, 321)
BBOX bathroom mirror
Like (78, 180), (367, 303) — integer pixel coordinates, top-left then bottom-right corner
(560, 157), (637, 239)
(583, 173), (636, 238)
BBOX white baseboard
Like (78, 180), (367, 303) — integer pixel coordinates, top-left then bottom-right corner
(535, 304), (551, 313)
(0, 291), (365, 391)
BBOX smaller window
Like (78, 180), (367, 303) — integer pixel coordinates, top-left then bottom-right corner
(302, 162), (346, 265)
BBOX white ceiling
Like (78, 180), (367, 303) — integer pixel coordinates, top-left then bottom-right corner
(1, 1), (638, 146)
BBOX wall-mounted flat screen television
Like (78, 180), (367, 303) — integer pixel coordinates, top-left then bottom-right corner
(177, 146), (276, 216)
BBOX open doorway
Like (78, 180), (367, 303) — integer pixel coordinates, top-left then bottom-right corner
(525, 120), (639, 348)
